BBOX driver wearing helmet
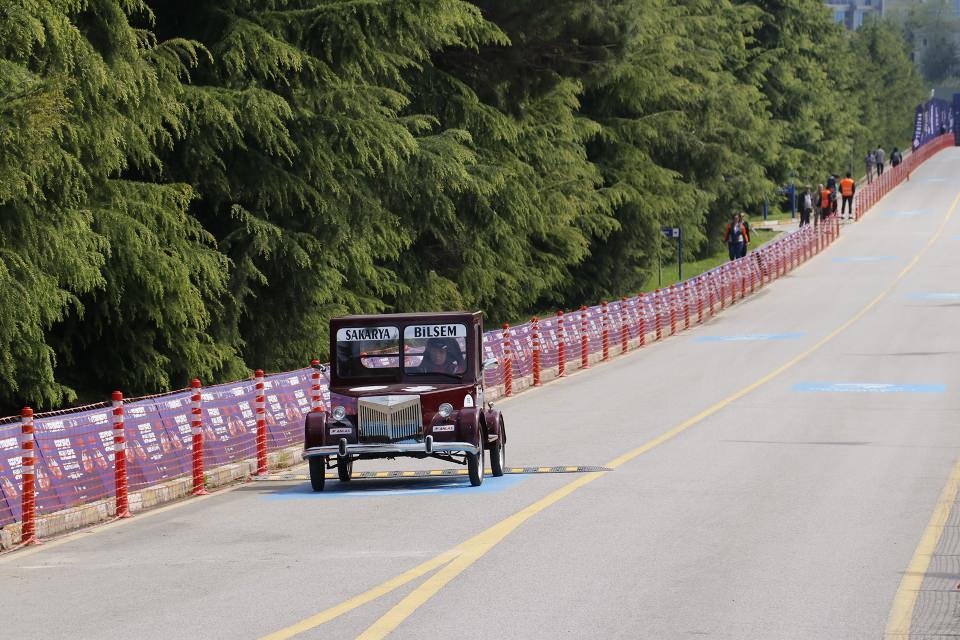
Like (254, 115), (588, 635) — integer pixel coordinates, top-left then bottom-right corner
(417, 338), (462, 374)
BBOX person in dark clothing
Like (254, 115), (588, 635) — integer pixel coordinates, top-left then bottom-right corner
(891, 148), (903, 167)
(839, 172), (855, 219)
(723, 213), (749, 261)
(826, 175), (838, 216)
(800, 185), (814, 227)
(739, 213), (752, 258)
(817, 183), (832, 224)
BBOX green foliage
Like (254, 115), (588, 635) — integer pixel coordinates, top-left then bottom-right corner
(849, 20), (925, 159)
(892, 0), (960, 83)
(0, 0), (928, 412)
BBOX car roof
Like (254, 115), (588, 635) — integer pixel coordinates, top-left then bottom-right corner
(331, 311), (482, 324)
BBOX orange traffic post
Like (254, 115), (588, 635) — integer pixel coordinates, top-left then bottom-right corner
(112, 391), (130, 518)
(20, 407), (36, 545)
(532, 317), (541, 386)
(191, 379), (207, 496)
(669, 286), (678, 335)
(619, 297), (629, 353)
(502, 324), (513, 397)
(557, 311), (566, 377)
(601, 301), (610, 361)
(580, 306), (589, 369)
(637, 295), (647, 347)
(655, 290), (663, 340)
(310, 360), (323, 412)
(255, 370), (267, 475)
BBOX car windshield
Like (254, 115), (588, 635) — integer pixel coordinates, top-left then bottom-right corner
(403, 324), (468, 377)
(335, 326), (401, 379)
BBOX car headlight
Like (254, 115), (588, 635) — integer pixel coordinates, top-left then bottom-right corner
(438, 403), (453, 418)
(331, 405), (347, 421)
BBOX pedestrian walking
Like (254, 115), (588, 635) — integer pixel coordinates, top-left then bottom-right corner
(723, 212), (749, 261)
(800, 185), (814, 227)
(875, 146), (886, 176)
(839, 172), (855, 219)
(740, 212), (752, 258)
(865, 150), (876, 183)
(817, 183), (832, 224)
(827, 174), (839, 217)
(891, 148), (903, 167)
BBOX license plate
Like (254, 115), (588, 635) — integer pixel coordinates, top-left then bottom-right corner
(329, 427), (352, 435)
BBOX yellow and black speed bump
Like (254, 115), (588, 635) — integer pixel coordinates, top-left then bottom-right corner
(253, 465), (611, 481)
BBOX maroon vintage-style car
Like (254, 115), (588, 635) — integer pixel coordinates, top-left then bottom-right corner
(302, 311), (506, 491)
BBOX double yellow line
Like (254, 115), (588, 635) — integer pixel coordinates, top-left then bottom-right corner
(262, 192), (960, 640)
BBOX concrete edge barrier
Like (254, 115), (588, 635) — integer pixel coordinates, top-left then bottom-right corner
(0, 443), (304, 551)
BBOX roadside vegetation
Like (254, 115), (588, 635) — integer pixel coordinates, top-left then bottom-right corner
(0, 1), (923, 410)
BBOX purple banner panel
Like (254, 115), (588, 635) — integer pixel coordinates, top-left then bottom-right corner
(263, 369), (314, 449)
(126, 392), (194, 490)
(200, 380), (258, 468)
(0, 420), (22, 526)
(33, 408), (115, 516)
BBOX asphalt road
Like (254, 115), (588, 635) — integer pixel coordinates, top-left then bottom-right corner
(3, 150), (960, 640)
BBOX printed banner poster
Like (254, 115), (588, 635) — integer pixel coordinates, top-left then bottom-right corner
(33, 409), (115, 516)
(0, 422), (21, 526)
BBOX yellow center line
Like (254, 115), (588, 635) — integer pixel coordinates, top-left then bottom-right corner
(258, 548), (461, 640)
(885, 456), (960, 637)
(260, 192), (959, 640)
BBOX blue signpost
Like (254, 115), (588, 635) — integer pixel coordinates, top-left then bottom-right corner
(660, 227), (682, 285)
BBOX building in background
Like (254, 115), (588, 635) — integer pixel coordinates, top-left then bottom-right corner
(826, 0), (885, 29)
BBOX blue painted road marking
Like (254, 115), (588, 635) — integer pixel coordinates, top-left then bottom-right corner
(882, 209), (932, 217)
(792, 382), (945, 394)
(262, 473), (527, 499)
(906, 293), (960, 301)
(831, 256), (898, 263)
(695, 333), (804, 343)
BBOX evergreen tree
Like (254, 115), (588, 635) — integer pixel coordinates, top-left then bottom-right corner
(740, 0), (865, 185)
(149, 0), (505, 366)
(0, 0), (233, 409)
(849, 20), (925, 159)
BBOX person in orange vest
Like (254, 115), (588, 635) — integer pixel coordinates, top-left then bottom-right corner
(839, 172), (856, 219)
(723, 212), (749, 261)
(817, 183), (832, 225)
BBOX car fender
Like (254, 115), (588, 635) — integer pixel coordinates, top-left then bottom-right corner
(456, 407), (482, 446)
(483, 407), (502, 447)
(304, 411), (326, 449)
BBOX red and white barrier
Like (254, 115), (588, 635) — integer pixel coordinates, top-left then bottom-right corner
(112, 391), (130, 519)
(502, 324), (513, 397)
(191, 379), (207, 496)
(310, 360), (323, 412)
(255, 370), (267, 475)
(20, 407), (36, 545)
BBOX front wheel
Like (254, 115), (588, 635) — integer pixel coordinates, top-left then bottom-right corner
(490, 423), (506, 477)
(467, 446), (485, 487)
(308, 457), (326, 492)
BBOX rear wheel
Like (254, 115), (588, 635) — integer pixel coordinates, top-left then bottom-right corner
(308, 457), (326, 492)
(337, 458), (353, 482)
(467, 446), (485, 487)
(490, 423), (506, 477)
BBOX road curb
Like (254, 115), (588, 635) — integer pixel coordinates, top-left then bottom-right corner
(0, 444), (304, 550)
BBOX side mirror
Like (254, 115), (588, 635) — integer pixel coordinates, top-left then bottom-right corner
(482, 358), (499, 371)
(311, 362), (327, 374)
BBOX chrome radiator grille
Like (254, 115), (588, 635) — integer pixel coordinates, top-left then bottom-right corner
(358, 396), (423, 443)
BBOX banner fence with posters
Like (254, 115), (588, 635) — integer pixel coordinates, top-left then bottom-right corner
(0, 132), (956, 533)
(914, 98), (956, 149)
